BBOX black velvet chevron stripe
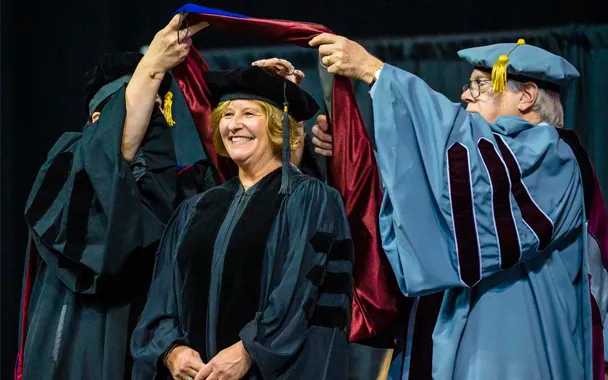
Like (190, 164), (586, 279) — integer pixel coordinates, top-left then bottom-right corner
(310, 232), (354, 262)
(310, 231), (335, 254)
(328, 238), (354, 262)
(305, 232), (353, 330)
(305, 265), (352, 295)
(319, 272), (353, 295)
(309, 305), (348, 330)
(306, 265), (326, 286)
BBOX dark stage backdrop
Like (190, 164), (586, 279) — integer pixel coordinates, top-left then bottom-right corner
(200, 24), (608, 192)
(2, 1), (607, 378)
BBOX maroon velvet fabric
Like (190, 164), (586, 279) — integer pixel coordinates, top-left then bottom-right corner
(586, 150), (607, 380)
(587, 167), (607, 380)
(557, 130), (607, 380)
(588, 166), (608, 272)
(173, 51), (238, 183)
(591, 288), (605, 380)
(172, 13), (403, 342)
(328, 71), (403, 342)
(15, 239), (39, 380)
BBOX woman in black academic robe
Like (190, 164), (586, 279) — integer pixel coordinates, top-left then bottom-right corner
(16, 16), (211, 380)
(131, 66), (354, 380)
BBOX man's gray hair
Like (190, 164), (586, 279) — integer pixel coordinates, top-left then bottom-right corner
(507, 80), (564, 128)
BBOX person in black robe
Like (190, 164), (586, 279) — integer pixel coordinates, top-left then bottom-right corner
(16, 15), (210, 380)
(131, 66), (354, 380)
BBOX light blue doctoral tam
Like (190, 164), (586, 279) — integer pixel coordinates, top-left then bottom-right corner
(458, 40), (579, 89)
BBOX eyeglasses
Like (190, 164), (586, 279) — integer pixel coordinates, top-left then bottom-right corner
(462, 79), (492, 98)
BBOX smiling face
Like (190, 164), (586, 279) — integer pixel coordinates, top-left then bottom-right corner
(212, 99), (303, 171)
(217, 99), (279, 171)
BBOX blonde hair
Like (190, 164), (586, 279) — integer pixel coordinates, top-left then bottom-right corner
(211, 100), (301, 157)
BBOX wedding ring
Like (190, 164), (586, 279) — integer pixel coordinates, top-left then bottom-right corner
(319, 54), (333, 68)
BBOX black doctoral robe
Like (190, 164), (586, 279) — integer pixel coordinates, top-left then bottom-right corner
(17, 87), (209, 380)
(131, 169), (354, 380)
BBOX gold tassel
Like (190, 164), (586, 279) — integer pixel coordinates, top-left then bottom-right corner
(491, 55), (509, 93)
(491, 39), (526, 93)
(163, 91), (176, 127)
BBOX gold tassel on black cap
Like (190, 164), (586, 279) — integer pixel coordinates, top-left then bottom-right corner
(279, 81), (293, 195)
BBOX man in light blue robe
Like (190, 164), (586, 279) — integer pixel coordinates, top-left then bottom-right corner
(309, 35), (600, 379)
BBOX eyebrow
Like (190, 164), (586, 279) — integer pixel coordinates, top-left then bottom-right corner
(243, 107), (262, 113)
(226, 107), (262, 113)
(469, 73), (491, 81)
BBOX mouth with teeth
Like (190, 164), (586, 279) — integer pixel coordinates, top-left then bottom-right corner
(230, 136), (254, 144)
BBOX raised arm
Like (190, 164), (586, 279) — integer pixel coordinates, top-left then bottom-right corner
(122, 14), (208, 161)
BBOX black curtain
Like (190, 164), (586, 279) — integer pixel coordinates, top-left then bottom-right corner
(201, 24), (608, 193)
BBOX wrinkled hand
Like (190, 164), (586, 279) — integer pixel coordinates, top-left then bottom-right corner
(251, 58), (305, 86)
(309, 33), (383, 84)
(250, 58), (306, 166)
(142, 13), (209, 74)
(311, 115), (333, 157)
(165, 345), (205, 380)
(194, 341), (251, 380)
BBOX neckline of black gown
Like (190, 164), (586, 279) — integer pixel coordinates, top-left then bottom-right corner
(177, 166), (286, 365)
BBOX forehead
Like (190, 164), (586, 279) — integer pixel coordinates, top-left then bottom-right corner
(225, 99), (263, 111)
(469, 68), (491, 80)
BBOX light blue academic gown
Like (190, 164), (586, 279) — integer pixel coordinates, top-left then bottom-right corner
(605, 314), (608, 366)
(372, 64), (593, 380)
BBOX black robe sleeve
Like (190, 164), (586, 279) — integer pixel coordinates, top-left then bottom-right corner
(130, 198), (199, 380)
(239, 179), (354, 379)
(176, 159), (216, 200)
(23, 86), (177, 295)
